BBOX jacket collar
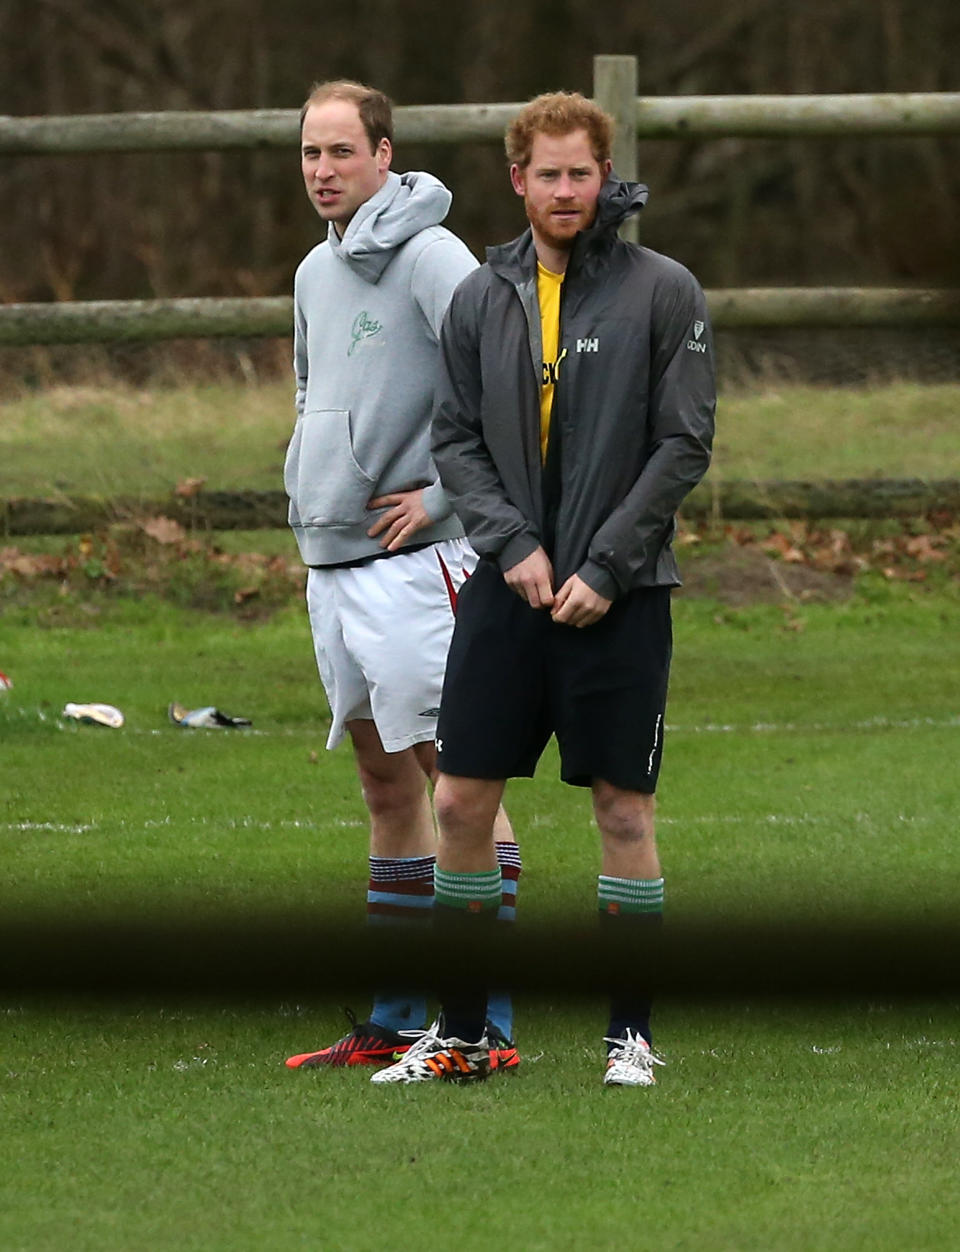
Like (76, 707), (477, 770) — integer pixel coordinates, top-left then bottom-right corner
(486, 173), (648, 284)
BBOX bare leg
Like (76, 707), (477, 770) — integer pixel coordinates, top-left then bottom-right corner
(592, 779), (662, 1054)
(433, 773), (505, 872)
(592, 781), (659, 880)
(416, 742), (515, 847)
(347, 719), (436, 858)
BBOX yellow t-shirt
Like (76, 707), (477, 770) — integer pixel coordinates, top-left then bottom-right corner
(537, 261), (565, 463)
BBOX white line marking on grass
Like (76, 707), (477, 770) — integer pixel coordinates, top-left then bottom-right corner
(106, 716), (960, 736)
(11, 813), (936, 836)
(13, 710), (960, 737)
(668, 715), (960, 735)
(656, 812), (927, 827)
(1, 816), (365, 835)
(891, 1037), (958, 1049)
(5, 821), (97, 834)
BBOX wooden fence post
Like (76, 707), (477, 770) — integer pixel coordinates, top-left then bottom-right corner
(593, 54), (639, 243)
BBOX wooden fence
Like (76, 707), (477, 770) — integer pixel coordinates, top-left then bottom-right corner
(2, 56), (960, 343)
(2, 287), (959, 347)
(2, 56), (958, 529)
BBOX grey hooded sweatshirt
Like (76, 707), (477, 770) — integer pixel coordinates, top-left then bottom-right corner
(284, 170), (477, 567)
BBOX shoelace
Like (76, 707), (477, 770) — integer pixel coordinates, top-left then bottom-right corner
(602, 1030), (667, 1072)
(390, 1021), (445, 1068)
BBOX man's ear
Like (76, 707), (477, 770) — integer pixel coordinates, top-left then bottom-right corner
(509, 163), (526, 197)
(377, 137), (393, 174)
(602, 158), (613, 178)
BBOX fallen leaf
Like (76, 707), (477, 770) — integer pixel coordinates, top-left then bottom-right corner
(141, 516), (187, 545)
(904, 535), (945, 562)
(9, 553), (64, 577)
(175, 476), (207, 498)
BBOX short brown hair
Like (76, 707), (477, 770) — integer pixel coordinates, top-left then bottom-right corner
(300, 80), (393, 152)
(505, 91), (614, 169)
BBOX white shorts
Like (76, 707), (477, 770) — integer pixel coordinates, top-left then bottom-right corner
(306, 539), (475, 753)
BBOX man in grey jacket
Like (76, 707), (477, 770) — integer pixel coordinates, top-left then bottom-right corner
(373, 91), (715, 1088)
(283, 80), (518, 1072)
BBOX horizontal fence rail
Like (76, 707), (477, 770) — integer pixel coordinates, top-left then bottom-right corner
(632, 92), (960, 138)
(4, 480), (958, 538)
(3, 93), (960, 155)
(0, 297), (292, 345)
(3, 288), (959, 347)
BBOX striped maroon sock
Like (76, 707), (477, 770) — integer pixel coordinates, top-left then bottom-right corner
(495, 841), (522, 922)
(367, 855), (435, 924)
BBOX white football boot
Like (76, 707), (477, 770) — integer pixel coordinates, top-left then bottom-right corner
(371, 1019), (492, 1085)
(603, 1029), (666, 1087)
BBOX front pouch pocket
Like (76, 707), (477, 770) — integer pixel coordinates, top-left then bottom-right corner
(287, 409), (375, 527)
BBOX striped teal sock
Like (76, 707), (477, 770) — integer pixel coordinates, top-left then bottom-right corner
(599, 875), (664, 1048)
(434, 866), (502, 913)
(434, 865), (501, 1043)
(598, 875), (665, 917)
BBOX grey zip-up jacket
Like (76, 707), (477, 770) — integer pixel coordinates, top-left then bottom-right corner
(432, 175), (715, 600)
(285, 170), (477, 567)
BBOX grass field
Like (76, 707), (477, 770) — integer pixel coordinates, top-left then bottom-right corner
(2, 583), (959, 1250)
(2, 379), (959, 1248)
(2, 379), (959, 498)
(3, 999), (958, 1251)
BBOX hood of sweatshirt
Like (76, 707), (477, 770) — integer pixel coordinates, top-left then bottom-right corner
(327, 170), (454, 283)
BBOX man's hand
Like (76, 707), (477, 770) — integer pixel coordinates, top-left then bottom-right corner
(503, 546), (555, 609)
(367, 489), (432, 551)
(550, 574), (612, 627)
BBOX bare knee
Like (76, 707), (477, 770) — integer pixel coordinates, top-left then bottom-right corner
(356, 756), (425, 821)
(593, 781), (660, 879)
(434, 775), (503, 845)
(593, 782), (655, 848)
(348, 723), (427, 821)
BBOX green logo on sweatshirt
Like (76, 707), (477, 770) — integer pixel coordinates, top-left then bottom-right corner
(348, 311), (383, 356)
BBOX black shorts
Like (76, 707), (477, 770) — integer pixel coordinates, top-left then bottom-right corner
(436, 560), (672, 792)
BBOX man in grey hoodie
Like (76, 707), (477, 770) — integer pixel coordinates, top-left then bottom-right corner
(283, 80), (519, 1072)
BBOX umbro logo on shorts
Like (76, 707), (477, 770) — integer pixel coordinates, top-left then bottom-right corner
(418, 707), (441, 718)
